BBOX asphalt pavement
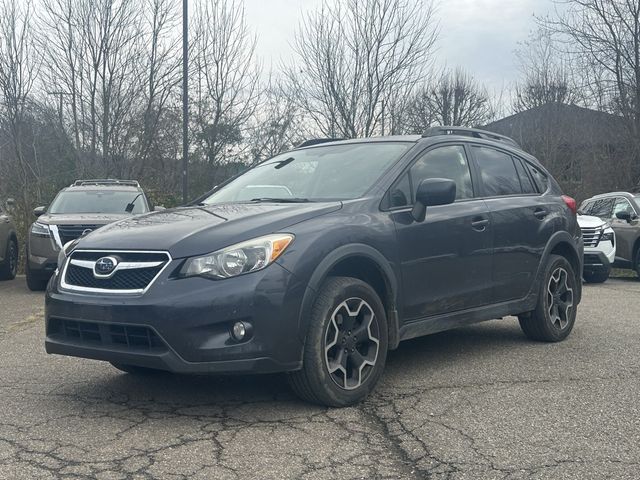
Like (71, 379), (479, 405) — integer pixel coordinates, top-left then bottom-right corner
(0, 276), (639, 479)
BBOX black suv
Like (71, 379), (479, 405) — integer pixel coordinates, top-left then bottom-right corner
(45, 128), (583, 407)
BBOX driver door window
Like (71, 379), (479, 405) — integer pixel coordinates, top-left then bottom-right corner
(387, 145), (474, 208)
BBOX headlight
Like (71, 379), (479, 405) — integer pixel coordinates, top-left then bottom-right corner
(31, 221), (50, 238)
(601, 231), (614, 243)
(180, 233), (294, 279)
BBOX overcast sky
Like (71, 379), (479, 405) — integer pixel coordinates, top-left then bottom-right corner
(244, 0), (558, 91)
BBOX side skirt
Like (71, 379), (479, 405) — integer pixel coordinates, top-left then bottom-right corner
(399, 297), (536, 342)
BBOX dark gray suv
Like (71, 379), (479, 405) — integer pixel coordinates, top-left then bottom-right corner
(45, 128), (583, 407)
(27, 180), (151, 291)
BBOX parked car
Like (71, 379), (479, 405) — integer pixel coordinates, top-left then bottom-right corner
(27, 179), (151, 291)
(576, 214), (616, 283)
(0, 198), (18, 281)
(579, 192), (640, 277)
(45, 128), (583, 407)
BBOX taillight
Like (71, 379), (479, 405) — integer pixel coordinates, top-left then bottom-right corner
(562, 195), (577, 215)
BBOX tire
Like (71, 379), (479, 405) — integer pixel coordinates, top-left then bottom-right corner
(0, 237), (18, 281)
(287, 276), (388, 407)
(25, 249), (49, 291)
(110, 363), (162, 375)
(518, 254), (578, 342)
(583, 267), (610, 284)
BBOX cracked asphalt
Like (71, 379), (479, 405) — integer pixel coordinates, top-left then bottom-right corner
(1, 277), (639, 479)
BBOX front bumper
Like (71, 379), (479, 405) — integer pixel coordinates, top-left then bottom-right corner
(28, 234), (59, 278)
(45, 262), (307, 374)
(583, 250), (612, 274)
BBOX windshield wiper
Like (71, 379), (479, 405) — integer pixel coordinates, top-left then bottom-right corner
(249, 197), (311, 203)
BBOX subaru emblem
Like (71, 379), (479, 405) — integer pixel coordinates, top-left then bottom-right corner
(94, 256), (118, 277)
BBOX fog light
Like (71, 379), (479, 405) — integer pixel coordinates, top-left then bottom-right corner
(232, 321), (247, 341)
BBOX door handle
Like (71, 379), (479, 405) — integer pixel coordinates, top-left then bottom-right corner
(471, 218), (489, 231)
(533, 208), (548, 219)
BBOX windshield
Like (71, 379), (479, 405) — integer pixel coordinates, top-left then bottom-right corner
(48, 190), (148, 214)
(203, 142), (412, 204)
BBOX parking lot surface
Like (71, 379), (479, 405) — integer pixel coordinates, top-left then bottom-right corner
(0, 277), (639, 479)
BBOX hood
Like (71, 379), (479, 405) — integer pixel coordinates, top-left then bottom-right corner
(577, 214), (607, 229)
(37, 213), (132, 226)
(73, 201), (342, 258)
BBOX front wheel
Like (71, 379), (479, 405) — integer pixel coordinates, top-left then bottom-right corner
(288, 277), (388, 407)
(519, 254), (578, 342)
(583, 267), (610, 284)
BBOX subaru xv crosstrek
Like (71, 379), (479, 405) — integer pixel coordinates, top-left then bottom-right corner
(27, 179), (151, 291)
(45, 128), (583, 407)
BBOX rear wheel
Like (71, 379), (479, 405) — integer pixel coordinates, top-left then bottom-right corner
(583, 267), (610, 284)
(0, 237), (18, 281)
(110, 363), (163, 375)
(288, 277), (388, 407)
(519, 255), (577, 342)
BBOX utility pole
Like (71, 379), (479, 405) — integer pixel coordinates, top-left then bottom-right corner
(182, 0), (189, 203)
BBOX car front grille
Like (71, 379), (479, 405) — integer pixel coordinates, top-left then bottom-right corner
(56, 224), (102, 244)
(580, 226), (603, 247)
(62, 250), (171, 293)
(47, 318), (167, 352)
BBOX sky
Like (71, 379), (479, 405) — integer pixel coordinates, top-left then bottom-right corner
(244, 0), (559, 92)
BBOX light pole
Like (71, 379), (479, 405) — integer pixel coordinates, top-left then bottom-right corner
(182, 0), (189, 203)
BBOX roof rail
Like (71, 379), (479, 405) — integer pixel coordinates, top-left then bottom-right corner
(296, 138), (345, 148)
(72, 179), (140, 187)
(422, 126), (519, 148)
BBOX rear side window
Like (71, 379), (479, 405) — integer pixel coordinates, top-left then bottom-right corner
(513, 157), (536, 194)
(589, 198), (615, 218)
(526, 163), (548, 193)
(473, 146), (521, 196)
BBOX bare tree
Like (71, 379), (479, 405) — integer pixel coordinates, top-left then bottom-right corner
(513, 29), (580, 112)
(401, 68), (494, 132)
(541, 0), (640, 184)
(0, 0), (40, 211)
(287, 0), (439, 138)
(191, 0), (260, 190)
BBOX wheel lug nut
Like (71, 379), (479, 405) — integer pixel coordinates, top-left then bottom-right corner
(344, 349), (348, 353)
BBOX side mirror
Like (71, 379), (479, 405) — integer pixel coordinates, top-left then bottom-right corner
(411, 178), (457, 222)
(615, 210), (635, 222)
(33, 206), (46, 217)
(154, 205), (166, 211)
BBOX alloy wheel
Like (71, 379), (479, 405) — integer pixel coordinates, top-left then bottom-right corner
(324, 297), (380, 390)
(547, 267), (574, 329)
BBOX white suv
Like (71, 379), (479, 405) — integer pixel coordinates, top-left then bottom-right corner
(577, 214), (615, 283)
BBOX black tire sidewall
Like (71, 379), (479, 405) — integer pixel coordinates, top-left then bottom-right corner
(0, 238), (17, 280)
(302, 277), (388, 407)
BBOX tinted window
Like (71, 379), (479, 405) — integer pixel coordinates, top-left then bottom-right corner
(204, 142), (412, 203)
(48, 191), (149, 214)
(473, 146), (521, 196)
(409, 145), (473, 201)
(513, 157), (536, 194)
(589, 198), (615, 218)
(526, 163), (548, 193)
